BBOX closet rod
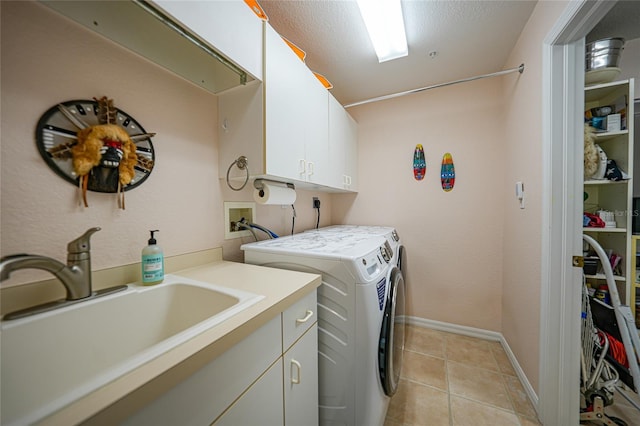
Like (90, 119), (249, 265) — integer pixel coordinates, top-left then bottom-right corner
(344, 63), (525, 108)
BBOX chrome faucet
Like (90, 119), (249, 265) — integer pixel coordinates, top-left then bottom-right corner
(1, 227), (127, 320)
(1, 227), (100, 300)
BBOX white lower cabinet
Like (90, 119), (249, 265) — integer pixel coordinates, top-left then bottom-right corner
(119, 290), (318, 426)
(217, 324), (319, 426)
(214, 359), (284, 426)
(121, 316), (281, 426)
(284, 325), (319, 426)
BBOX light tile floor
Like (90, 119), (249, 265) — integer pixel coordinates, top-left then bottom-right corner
(384, 325), (541, 426)
(385, 325), (640, 426)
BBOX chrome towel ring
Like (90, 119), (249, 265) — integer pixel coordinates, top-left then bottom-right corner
(226, 156), (249, 191)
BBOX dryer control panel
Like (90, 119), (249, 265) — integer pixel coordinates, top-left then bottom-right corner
(356, 245), (389, 281)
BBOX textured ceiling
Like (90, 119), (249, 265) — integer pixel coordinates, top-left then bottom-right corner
(259, 0), (537, 106)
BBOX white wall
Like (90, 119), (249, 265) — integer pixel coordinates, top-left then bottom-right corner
(619, 37), (640, 99)
(0, 1), (330, 293)
(620, 38), (640, 197)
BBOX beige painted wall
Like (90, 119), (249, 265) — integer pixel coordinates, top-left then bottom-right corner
(332, 77), (506, 332)
(0, 1), (330, 293)
(500, 0), (570, 393)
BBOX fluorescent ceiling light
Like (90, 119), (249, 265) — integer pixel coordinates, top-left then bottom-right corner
(356, 0), (408, 63)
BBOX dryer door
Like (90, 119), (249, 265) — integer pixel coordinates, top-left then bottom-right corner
(396, 244), (406, 274)
(378, 266), (405, 396)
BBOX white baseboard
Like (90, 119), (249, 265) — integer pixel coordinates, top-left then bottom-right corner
(406, 316), (502, 341)
(405, 316), (540, 414)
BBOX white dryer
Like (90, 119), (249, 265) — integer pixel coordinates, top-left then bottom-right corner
(242, 232), (405, 426)
(305, 225), (404, 274)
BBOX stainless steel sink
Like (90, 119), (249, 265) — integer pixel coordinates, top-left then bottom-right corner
(0, 274), (264, 426)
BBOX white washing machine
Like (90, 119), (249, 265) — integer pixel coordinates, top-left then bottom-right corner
(305, 225), (406, 399)
(242, 232), (405, 426)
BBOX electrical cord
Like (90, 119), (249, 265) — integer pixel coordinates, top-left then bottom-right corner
(313, 198), (321, 229)
(291, 204), (296, 235)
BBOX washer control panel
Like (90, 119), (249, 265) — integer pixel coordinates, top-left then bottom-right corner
(358, 246), (388, 280)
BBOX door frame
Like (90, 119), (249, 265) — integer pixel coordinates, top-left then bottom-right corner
(539, 1), (617, 424)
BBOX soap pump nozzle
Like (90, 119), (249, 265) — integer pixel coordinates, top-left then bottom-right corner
(148, 230), (159, 245)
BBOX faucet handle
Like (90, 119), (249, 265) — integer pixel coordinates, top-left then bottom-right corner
(67, 227), (101, 254)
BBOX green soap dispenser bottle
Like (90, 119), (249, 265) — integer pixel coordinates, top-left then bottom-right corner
(142, 230), (164, 285)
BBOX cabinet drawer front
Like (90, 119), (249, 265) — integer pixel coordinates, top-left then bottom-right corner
(282, 290), (317, 351)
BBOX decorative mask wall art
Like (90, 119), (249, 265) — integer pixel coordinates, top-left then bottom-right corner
(36, 96), (156, 209)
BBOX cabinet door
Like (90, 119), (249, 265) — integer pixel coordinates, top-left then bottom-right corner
(304, 76), (329, 186)
(264, 25), (328, 184)
(328, 95), (358, 191)
(121, 316), (281, 426)
(154, 0), (263, 80)
(264, 24), (308, 181)
(214, 359), (284, 426)
(284, 325), (319, 426)
(344, 122), (358, 191)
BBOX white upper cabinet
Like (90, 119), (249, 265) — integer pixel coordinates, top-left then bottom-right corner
(264, 25), (329, 184)
(328, 94), (358, 191)
(41, 0), (259, 94)
(219, 24), (356, 192)
(154, 0), (263, 81)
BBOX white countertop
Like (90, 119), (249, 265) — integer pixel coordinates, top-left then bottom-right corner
(41, 260), (321, 425)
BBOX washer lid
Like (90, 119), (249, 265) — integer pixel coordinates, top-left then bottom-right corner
(241, 232), (386, 260)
